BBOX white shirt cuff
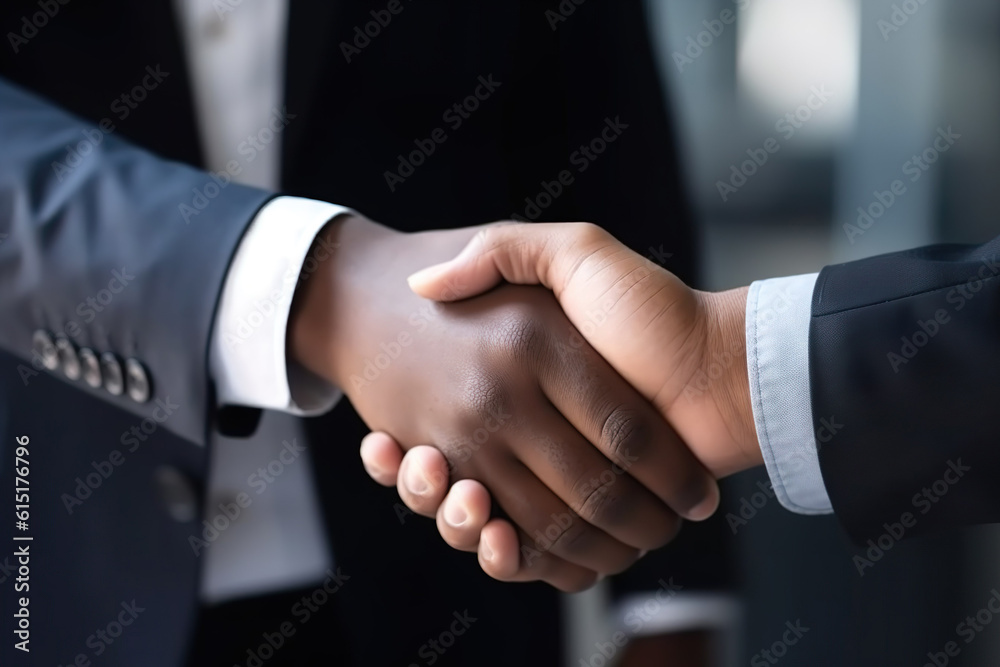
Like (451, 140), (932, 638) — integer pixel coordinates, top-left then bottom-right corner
(745, 273), (833, 514)
(210, 196), (351, 414)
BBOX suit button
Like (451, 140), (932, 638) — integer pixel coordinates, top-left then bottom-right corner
(79, 348), (102, 388)
(32, 330), (58, 371)
(55, 337), (81, 381)
(125, 358), (151, 403)
(101, 353), (124, 396)
(154, 466), (198, 523)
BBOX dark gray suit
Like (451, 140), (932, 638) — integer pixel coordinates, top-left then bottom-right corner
(811, 237), (1000, 542)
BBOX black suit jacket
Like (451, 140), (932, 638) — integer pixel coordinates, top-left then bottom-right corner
(0, 2), (728, 665)
(811, 237), (1000, 543)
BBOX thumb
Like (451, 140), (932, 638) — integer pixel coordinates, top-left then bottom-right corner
(407, 222), (612, 301)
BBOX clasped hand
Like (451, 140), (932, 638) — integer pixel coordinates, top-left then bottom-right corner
(291, 216), (759, 592)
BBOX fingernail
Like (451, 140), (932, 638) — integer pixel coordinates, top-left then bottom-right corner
(481, 538), (494, 562)
(405, 466), (429, 496)
(444, 503), (467, 527)
(407, 262), (450, 290)
(638, 550), (649, 559)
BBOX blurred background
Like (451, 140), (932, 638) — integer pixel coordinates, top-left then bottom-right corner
(639, 0), (1000, 664)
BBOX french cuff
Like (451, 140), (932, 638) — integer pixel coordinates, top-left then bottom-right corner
(210, 196), (351, 415)
(745, 273), (833, 514)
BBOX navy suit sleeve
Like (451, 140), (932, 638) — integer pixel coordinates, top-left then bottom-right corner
(0, 78), (273, 446)
(810, 236), (1000, 542)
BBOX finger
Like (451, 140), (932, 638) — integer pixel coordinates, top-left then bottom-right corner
(478, 519), (599, 594)
(537, 321), (720, 523)
(359, 432), (405, 486)
(434, 479), (492, 552)
(397, 446), (451, 518)
(486, 456), (640, 576)
(407, 222), (618, 302)
(515, 407), (681, 552)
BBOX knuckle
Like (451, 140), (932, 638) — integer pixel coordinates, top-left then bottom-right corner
(494, 309), (546, 365)
(573, 472), (628, 528)
(600, 406), (651, 463)
(572, 221), (609, 246)
(462, 372), (514, 433)
(437, 373), (514, 466)
(474, 226), (495, 251)
(544, 514), (591, 557)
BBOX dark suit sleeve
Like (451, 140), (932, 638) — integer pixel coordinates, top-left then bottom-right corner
(0, 77), (273, 446)
(810, 236), (1000, 542)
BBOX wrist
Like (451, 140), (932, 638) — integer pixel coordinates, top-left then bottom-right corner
(288, 214), (396, 388)
(698, 286), (762, 475)
(287, 216), (481, 393)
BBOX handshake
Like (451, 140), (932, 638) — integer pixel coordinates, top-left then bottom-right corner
(290, 215), (763, 592)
